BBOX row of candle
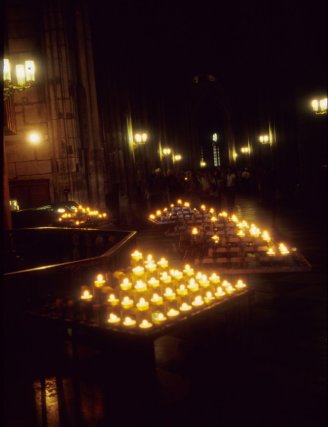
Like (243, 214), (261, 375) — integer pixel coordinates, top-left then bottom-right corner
(77, 251), (248, 330)
(57, 203), (108, 226)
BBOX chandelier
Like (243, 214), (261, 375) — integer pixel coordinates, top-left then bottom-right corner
(3, 58), (36, 100)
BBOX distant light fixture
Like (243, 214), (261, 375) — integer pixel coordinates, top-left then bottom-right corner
(212, 133), (218, 142)
(200, 160), (207, 168)
(240, 146), (250, 154)
(311, 97), (327, 115)
(3, 58), (36, 99)
(174, 154), (182, 161)
(163, 148), (172, 156)
(259, 134), (270, 144)
(232, 151), (238, 161)
(27, 131), (42, 145)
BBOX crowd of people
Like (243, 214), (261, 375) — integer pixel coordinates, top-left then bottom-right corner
(136, 166), (256, 213)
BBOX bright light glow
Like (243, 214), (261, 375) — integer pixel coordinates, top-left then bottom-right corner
(200, 160), (207, 167)
(16, 64), (26, 86)
(259, 134), (270, 144)
(134, 133), (142, 143)
(141, 132), (148, 142)
(212, 133), (218, 142)
(240, 146), (250, 154)
(4, 59), (11, 81)
(163, 148), (172, 155)
(319, 98), (327, 111)
(25, 60), (35, 82)
(174, 154), (182, 161)
(27, 131), (42, 145)
(232, 151), (238, 160)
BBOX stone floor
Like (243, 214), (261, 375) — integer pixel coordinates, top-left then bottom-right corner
(4, 194), (327, 427)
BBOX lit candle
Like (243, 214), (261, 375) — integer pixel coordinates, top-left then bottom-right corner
(148, 277), (160, 288)
(167, 308), (180, 318)
(184, 202), (190, 207)
(120, 278), (132, 291)
(215, 287), (226, 298)
(132, 266), (145, 277)
(94, 274), (105, 288)
(157, 257), (169, 269)
(219, 211), (228, 218)
(183, 264), (194, 276)
(262, 230), (271, 242)
(191, 295), (204, 307)
(266, 247), (276, 256)
(176, 284), (188, 296)
(107, 293), (119, 306)
(149, 214), (156, 220)
(145, 262), (157, 273)
(123, 316), (136, 327)
(164, 287), (176, 301)
(237, 230), (245, 238)
(200, 204), (206, 211)
(134, 280), (147, 293)
(139, 319), (153, 329)
(156, 210), (162, 216)
(226, 284), (236, 294)
(177, 199), (182, 205)
(131, 250), (143, 263)
(180, 302), (192, 312)
(188, 278), (199, 292)
(235, 279), (247, 291)
(136, 297), (149, 311)
(199, 277), (210, 288)
(204, 291), (214, 304)
(278, 243), (290, 255)
(108, 313), (120, 324)
(121, 296), (134, 309)
(209, 273), (220, 285)
(80, 289), (93, 301)
(191, 227), (199, 235)
(209, 208), (215, 214)
(230, 214), (239, 223)
(160, 272), (172, 284)
(152, 311), (167, 324)
(151, 293), (163, 305)
(211, 234), (220, 243)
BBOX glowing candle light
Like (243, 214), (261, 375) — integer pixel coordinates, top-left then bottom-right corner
(131, 250), (143, 262)
(188, 278), (199, 292)
(215, 287), (226, 298)
(81, 289), (93, 301)
(184, 202), (190, 207)
(226, 284), (236, 294)
(230, 214), (239, 223)
(176, 284), (188, 296)
(204, 291), (214, 303)
(183, 264), (194, 276)
(209, 208), (215, 214)
(278, 243), (290, 255)
(152, 311), (167, 324)
(123, 316), (136, 327)
(121, 296), (134, 309)
(237, 230), (246, 238)
(180, 302), (192, 312)
(136, 297), (149, 311)
(177, 199), (182, 205)
(94, 274), (105, 288)
(148, 277), (160, 288)
(192, 295), (204, 307)
(134, 280), (147, 293)
(145, 262), (157, 273)
(120, 278), (132, 291)
(139, 319), (153, 329)
(107, 293), (119, 306)
(149, 214), (156, 220)
(262, 230), (271, 242)
(157, 257), (169, 269)
(219, 211), (228, 217)
(235, 279), (247, 291)
(160, 272), (172, 284)
(266, 247), (276, 256)
(200, 204), (206, 211)
(199, 276), (210, 288)
(209, 273), (220, 284)
(211, 234), (220, 243)
(151, 293), (163, 305)
(156, 210), (162, 216)
(132, 266), (145, 277)
(221, 280), (231, 288)
(164, 287), (176, 301)
(108, 313), (120, 324)
(191, 227), (199, 235)
(170, 204), (174, 208)
(211, 216), (218, 223)
(167, 308), (180, 318)
(250, 224), (261, 237)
